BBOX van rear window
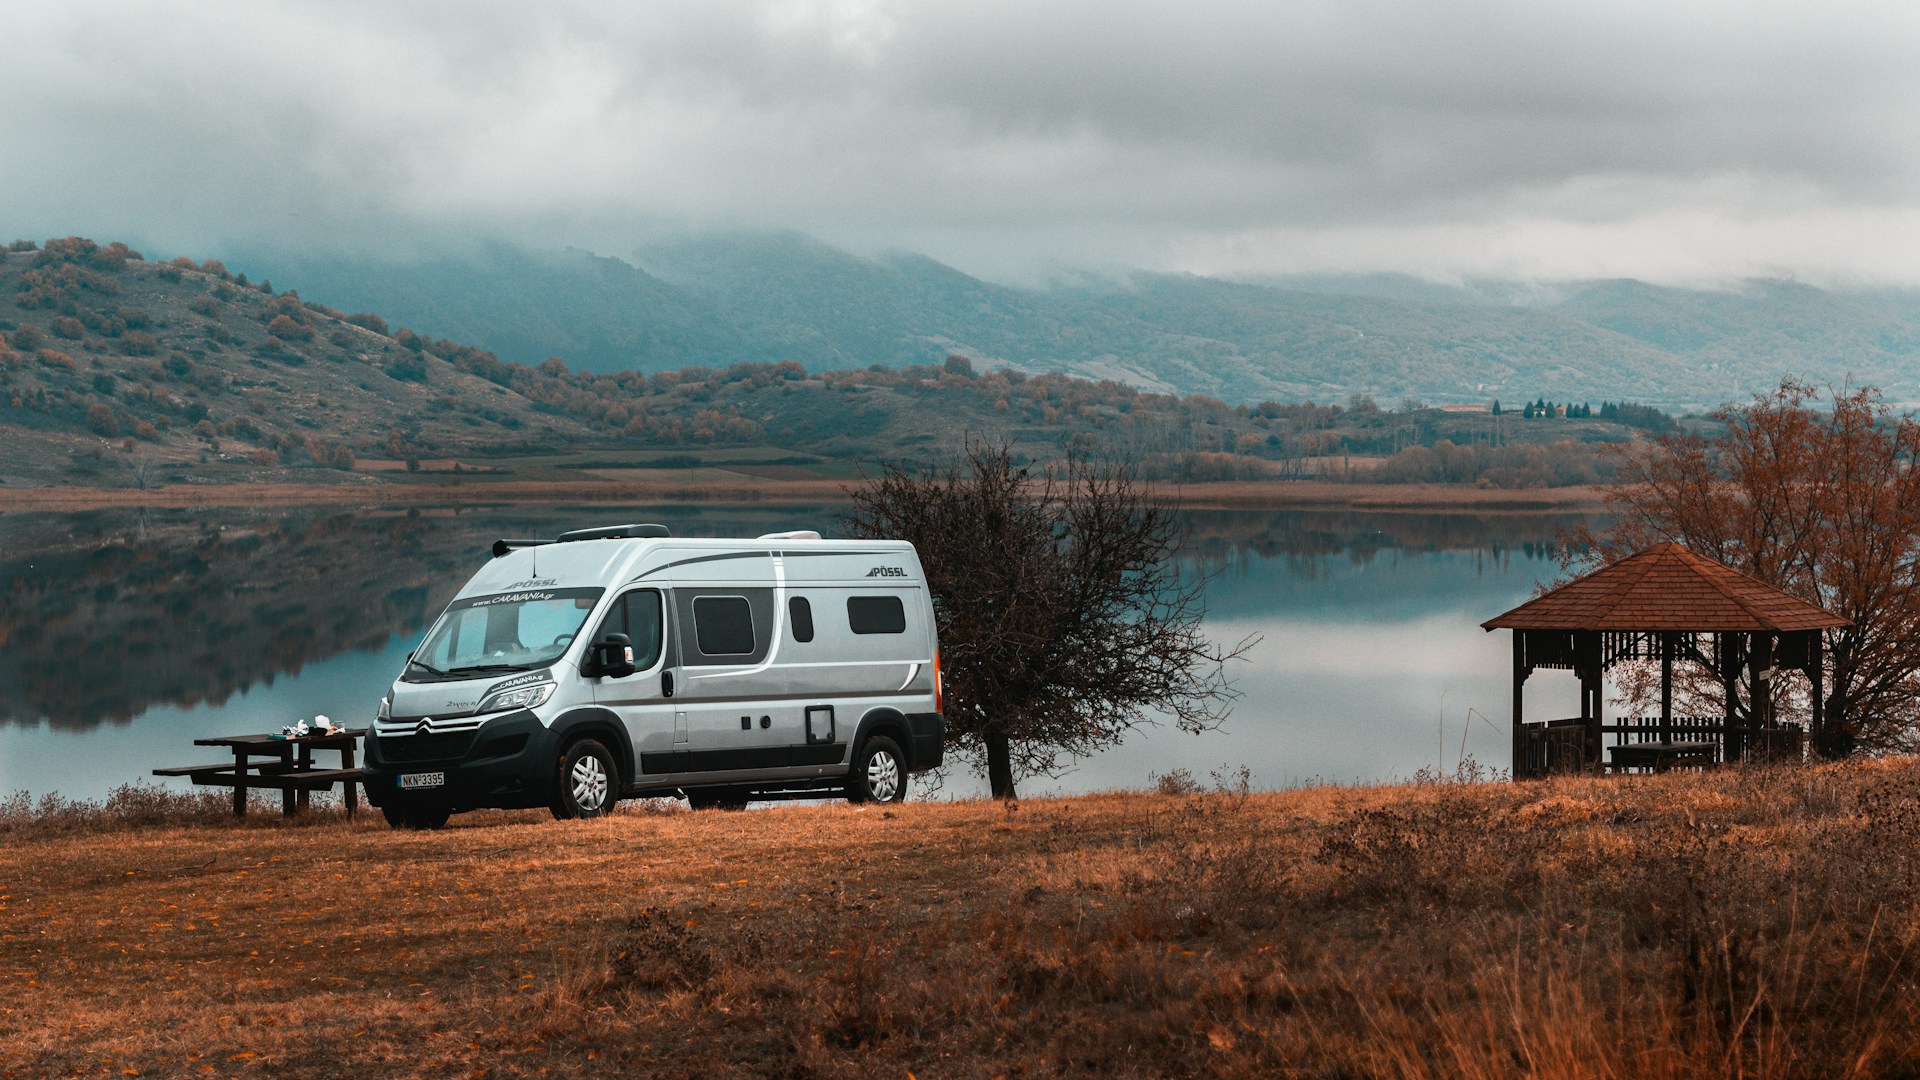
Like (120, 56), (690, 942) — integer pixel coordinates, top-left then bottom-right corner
(693, 596), (756, 655)
(847, 595), (907, 635)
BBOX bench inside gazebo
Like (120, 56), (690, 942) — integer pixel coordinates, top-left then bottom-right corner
(1482, 543), (1849, 779)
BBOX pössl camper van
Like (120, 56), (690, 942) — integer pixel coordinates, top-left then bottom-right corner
(363, 524), (944, 828)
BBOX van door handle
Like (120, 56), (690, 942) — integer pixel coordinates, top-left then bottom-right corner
(662, 670), (675, 699)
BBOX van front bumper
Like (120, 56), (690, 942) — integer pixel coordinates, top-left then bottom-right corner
(362, 710), (555, 812)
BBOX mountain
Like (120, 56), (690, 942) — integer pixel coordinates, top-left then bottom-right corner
(235, 242), (750, 373)
(215, 233), (1920, 407)
(0, 237), (1655, 491)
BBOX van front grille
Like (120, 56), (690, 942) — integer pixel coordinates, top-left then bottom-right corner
(378, 732), (475, 763)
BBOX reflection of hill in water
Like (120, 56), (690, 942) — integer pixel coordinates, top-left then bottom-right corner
(0, 504), (841, 730)
(0, 504), (1594, 730)
(1178, 510), (1589, 623)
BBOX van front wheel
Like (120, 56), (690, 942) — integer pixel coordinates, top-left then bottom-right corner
(849, 736), (907, 804)
(552, 739), (618, 820)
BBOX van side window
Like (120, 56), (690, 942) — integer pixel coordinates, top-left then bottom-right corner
(598, 590), (665, 670)
(788, 597), (814, 643)
(693, 596), (756, 655)
(847, 595), (907, 635)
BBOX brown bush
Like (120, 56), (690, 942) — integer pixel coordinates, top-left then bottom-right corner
(266, 313), (313, 341)
(85, 402), (119, 436)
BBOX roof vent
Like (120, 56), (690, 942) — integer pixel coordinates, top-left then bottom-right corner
(556, 523), (671, 543)
(757, 530), (822, 541)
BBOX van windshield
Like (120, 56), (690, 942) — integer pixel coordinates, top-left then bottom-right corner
(405, 587), (604, 681)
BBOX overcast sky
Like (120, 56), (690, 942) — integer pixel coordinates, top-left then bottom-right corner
(5, 0), (1919, 285)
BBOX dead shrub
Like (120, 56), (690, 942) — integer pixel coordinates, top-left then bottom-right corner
(0, 782), (233, 834)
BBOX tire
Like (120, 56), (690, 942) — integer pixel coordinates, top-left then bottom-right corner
(686, 786), (751, 811)
(383, 799), (450, 830)
(847, 736), (907, 804)
(551, 738), (618, 820)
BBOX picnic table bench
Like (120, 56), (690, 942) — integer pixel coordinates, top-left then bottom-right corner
(1607, 739), (1718, 774)
(154, 729), (366, 819)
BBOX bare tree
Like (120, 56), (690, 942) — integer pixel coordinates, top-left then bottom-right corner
(845, 441), (1255, 798)
(1569, 380), (1920, 755)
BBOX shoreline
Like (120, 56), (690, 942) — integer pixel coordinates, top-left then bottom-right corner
(0, 477), (1610, 512)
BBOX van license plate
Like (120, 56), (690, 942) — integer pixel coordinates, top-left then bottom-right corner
(400, 772), (445, 790)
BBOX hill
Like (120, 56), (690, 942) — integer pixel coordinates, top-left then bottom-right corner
(5, 762), (1920, 1076)
(228, 232), (1920, 407)
(0, 237), (1662, 491)
(0, 238), (599, 488)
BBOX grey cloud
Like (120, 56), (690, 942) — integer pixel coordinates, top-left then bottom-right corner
(2, 0), (1916, 282)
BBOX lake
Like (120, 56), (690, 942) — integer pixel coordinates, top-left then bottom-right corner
(0, 503), (1591, 802)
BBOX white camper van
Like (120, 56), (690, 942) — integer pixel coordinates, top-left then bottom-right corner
(362, 524), (944, 829)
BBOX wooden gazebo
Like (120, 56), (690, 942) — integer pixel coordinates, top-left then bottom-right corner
(1482, 543), (1849, 778)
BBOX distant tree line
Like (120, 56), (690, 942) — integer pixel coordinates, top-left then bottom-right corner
(1492, 397), (1674, 432)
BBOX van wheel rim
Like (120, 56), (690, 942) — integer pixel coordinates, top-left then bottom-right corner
(572, 755), (609, 808)
(867, 751), (900, 801)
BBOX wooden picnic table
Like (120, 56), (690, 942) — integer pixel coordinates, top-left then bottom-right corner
(153, 729), (366, 819)
(1608, 740), (1718, 774)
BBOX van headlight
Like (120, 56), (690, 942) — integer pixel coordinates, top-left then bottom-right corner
(377, 693), (391, 721)
(479, 681), (556, 714)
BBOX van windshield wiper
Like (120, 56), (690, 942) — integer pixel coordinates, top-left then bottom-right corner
(406, 657), (451, 678)
(444, 663), (529, 676)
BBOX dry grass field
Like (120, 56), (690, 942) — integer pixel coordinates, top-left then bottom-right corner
(5, 760), (1920, 1078)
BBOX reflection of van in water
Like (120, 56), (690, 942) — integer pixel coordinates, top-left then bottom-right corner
(363, 524), (944, 829)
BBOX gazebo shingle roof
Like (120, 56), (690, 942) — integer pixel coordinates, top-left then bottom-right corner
(1482, 543), (1849, 633)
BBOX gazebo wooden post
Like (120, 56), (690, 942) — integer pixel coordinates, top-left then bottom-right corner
(1808, 632), (1825, 758)
(1511, 632), (1528, 777)
(1578, 630), (1602, 771)
(1659, 631), (1675, 742)
(1747, 631), (1775, 762)
(1719, 632), (1744, 761)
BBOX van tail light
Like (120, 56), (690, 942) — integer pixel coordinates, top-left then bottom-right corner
(933, 650), (944, 714)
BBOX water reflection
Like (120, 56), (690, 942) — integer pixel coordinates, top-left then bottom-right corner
(0, 504), (1588, 799)
(0, 504), (845, 730)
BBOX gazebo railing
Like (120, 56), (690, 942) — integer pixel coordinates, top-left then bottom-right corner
(1603, 717), (1805, 764)
(1517, 718), (1591, 779)
(1517, 717), (1806, 778)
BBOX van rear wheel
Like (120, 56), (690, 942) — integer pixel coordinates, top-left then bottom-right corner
(848, 736), (907, 804)
(551, 739), (618, 820)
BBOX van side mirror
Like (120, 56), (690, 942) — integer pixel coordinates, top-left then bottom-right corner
(596, 634), (636, 679)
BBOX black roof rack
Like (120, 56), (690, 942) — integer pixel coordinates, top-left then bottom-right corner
(491, 523), (671, 559)
(556, 523), (671, 543)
